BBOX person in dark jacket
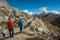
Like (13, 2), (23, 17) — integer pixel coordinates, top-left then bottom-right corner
(18, 19), (24, 33)
(7, 17), (14, 37)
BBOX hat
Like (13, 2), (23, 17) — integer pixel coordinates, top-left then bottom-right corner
(8, 17), (11, 20)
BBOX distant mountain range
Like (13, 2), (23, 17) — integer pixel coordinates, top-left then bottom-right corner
(33, 12), (60, 28)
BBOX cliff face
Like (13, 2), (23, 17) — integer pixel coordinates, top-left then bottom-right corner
(0, 0), (12, 16)
(0, 0), (10, 9)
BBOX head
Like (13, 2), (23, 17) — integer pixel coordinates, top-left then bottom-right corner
(20, 19), (22, 21)
(8, 17), (12, 21)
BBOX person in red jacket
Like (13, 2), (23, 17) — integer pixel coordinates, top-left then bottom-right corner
(7, 17), (14, 37)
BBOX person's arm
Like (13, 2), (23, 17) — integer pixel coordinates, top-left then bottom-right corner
(18, 21), (20, 27)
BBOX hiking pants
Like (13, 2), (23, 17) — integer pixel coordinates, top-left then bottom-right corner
(8, 28), (14, 37)
(20, 27), (22, 32)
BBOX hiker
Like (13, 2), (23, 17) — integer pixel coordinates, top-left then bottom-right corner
(7, 17), (14, 37)
(18, 19), (24, 33)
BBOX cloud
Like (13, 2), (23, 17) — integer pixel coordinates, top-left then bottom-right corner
(23, 9), (28, 13)
(39, 7), (48, 13)
(22, 9), (33, 15)
(50, 10), (60, 14)
(28, 12), (33, 15)
(39, 7), (60, 14)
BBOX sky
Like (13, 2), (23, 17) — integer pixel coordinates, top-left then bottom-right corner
(6, 0), (60, 15)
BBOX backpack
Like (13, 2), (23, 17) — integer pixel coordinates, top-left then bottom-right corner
(18, 20), (23, 27)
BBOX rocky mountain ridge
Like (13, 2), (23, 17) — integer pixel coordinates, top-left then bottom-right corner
(0, 0), (60, 40)
(33, 12), (60, 28)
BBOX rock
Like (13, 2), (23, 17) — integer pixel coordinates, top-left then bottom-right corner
(4, 15), (9, 22)
(23, 27), (30, 32)
(46, 37), (53, 40)
(0, 17), (4, 22)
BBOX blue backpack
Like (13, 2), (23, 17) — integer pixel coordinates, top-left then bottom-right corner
(18, 20), (23, 27)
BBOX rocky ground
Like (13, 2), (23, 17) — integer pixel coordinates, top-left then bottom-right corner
(0, 27), (44, 40)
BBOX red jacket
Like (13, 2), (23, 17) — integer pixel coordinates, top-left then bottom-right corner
(7, 21), (14, 29)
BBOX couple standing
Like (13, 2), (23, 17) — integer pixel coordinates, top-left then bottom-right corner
(7, 17), (24, 37)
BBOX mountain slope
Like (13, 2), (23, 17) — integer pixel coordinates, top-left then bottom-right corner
(51, 16), (60, 28)
(0, 0), (60, 40)
(33, 12), (60, 28)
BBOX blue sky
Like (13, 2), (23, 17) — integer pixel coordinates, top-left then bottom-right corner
(6, 0), (60, 14)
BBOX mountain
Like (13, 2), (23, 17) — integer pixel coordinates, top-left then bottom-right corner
(51, 16), (60, 28)
(33, 12), (60, 28)
(0, 0), (60, 40)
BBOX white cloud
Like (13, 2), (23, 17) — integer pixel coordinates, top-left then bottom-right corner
(50, 10), (60, 14)
(39, 7), (60, 14)
(28, 12), (33, 15)
(23, 9), (28, 13)
(39, 7), (48, 13)
(22, 9), (33, 15)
